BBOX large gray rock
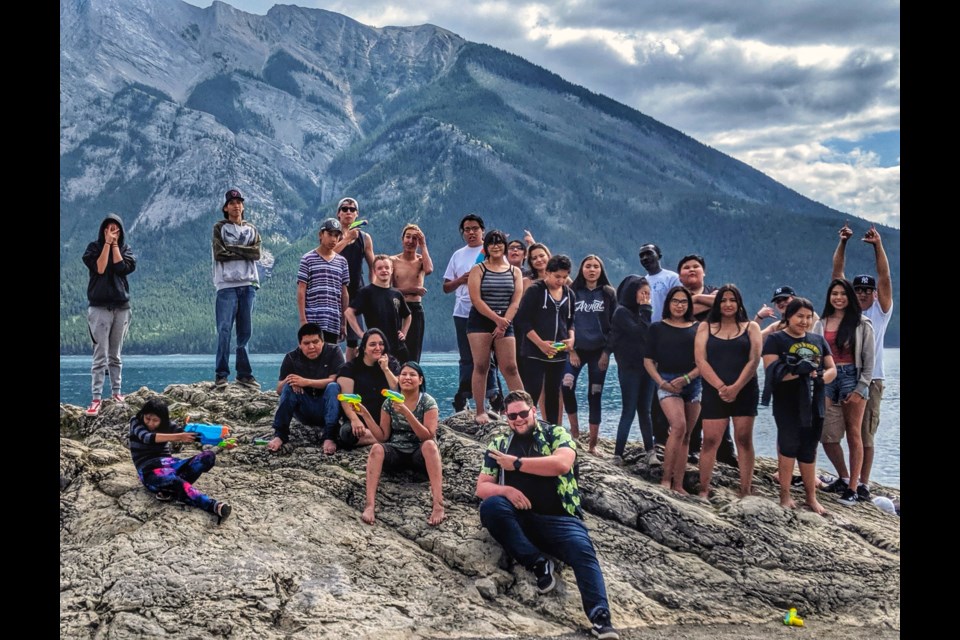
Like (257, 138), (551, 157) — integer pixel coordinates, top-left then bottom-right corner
(60, 384), (899, 638)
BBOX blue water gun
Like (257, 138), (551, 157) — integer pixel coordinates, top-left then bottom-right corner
(184, 422), (236, 448)
(547, 342), (568, 359)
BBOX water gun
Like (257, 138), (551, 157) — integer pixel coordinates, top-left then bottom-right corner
(184, 422), (236, 448)
(348, 219), (369, 230)
(547, 342), (568, 359)
(338, 393), (363, 405)
(381, 389), (405, 403)
(783, 608), (804, 627)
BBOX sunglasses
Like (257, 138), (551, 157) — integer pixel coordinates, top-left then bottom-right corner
(506, 408), (532, 421)
(339, 206), (358, 213)
(853, 287), (874, 294)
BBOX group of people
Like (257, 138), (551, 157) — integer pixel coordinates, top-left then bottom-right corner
(82, 190), (893, 640)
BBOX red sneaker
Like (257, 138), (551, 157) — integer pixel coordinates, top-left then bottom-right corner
(112, 393), (126, 403)
(85, 399), (102, 417)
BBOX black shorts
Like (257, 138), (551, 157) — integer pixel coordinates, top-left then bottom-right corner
(700, 377), (759, 420)
(466, 308), (515, 337)
(777, 416), (824, 464)
(381, 443), (427, 474)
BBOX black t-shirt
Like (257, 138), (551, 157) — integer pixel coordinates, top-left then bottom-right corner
(504, 435), (567, 516)
(336, 356), (401, 423)
(278, 344), (345, 397)
(350, 285), (411, 353)
(646, 321), (699, 373)
(762, 330), (831, 393)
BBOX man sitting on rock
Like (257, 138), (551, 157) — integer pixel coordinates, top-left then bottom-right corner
(267, 323), (344, 454)
(475, 390), (619, 640)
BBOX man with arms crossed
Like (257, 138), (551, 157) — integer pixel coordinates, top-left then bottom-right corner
(391, 223), (433, 362)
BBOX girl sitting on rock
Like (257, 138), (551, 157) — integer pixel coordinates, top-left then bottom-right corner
(128, 397), (232, 524)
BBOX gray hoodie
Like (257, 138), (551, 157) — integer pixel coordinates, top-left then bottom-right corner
(212, 218), (261, 290)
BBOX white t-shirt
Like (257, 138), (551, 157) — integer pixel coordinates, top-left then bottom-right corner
(863, 299), (893, 380)
(646, 269), (681, 321)
(443, 244), (483, 318)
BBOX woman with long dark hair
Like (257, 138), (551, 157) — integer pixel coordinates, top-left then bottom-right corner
(562, 255), (617, 454)
(337, 328), (401, 448)
(694, 284), (761, 498)
(762, 297), (836, 515)
(609, 277), (653, 465)
(645, 286), (701, 493)
(812, 278), (875, 506)
(466, 230), (524, 425)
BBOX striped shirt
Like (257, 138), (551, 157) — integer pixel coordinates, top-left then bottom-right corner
(298, 250), (350, 334)
(479, 264), (516, 315)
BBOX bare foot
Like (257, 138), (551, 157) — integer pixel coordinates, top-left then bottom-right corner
(673, 485), (689, 496)
(698, 489), (710, 499)
(428, 504), (446, 526)
(361, 505), (376, 525)
(805, 498), (826, 515)
(570, 429), (580, 441)
(739, 486), (755, 498)
(474, 412), (490, 426)
(588, 447), (602, 457)
(780, 496), (798, 509)
(660, 481), (672, 491)
(267, 437), (283, 452)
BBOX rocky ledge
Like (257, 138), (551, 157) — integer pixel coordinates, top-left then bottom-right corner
(60, 383), (900, 638)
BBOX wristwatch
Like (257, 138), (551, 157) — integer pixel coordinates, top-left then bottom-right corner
(513, 457), (523, 471)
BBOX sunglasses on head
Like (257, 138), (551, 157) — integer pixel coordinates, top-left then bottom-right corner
(506, 408), (532, 421)
(339, 206), (357, 213)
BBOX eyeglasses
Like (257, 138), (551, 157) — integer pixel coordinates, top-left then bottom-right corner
(853, 287), (874, 294)
(462, 226), (482, 233)
(508, 246), (526, 252)
(506, 409), (532, 421)
(339, 206), (357, 213)
(670, 299), (689, 306)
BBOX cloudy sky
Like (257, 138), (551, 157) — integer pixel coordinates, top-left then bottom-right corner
(188, 0), (900, 228)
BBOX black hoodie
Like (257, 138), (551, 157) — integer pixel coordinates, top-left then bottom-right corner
(82, 213), (137, 308)
(607, 277), (653, 370)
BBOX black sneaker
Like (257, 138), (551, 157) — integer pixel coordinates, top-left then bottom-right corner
(790, 475), (805, 487)
(856, 484), (871, 502)
(532, 558), (556, 594)
(490, 392), (505, 414)
(687, 452), (700, 464)
(838, 488), (858, 506)
(236, 376), (261, 390)
(452, 392), (467, 413)
(590, 611), (620, 639)
(154, 490), (174, 502)
(214, 501), (232, 524)
(823, 477), (849, 494)
(214, 376), (228, 387)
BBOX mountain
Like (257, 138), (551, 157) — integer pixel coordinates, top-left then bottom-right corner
(60, 0), (900, 354)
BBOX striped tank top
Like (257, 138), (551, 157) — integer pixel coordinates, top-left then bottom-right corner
(479, 264), (516, 315)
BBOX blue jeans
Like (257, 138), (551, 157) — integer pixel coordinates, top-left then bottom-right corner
(454, 315), (496, 399)
(479, 496), (610, 620)
(616, 367), (655, 455)
(215, 285), (256, 379)
(825, 364), (861, 403)
(272, 382), (342, 443)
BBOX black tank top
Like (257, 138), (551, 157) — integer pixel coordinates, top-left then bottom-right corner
(479, 264), (516, 315)
(341, 232), (366, 296)
(706, 327), (754, 385)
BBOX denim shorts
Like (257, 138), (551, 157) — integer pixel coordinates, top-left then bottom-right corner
(657, 373), (702, 403)
(825, 363), (861, 404)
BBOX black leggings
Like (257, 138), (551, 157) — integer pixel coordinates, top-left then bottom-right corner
(521, 357), (565, 425)
(561, 348), (607, 425)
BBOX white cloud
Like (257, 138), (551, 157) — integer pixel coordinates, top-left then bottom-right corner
(185, 0), (901, 226)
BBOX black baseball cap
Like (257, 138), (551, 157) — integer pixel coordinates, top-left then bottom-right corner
(771, 285), (796, 302)
(853, 275), (877, 290)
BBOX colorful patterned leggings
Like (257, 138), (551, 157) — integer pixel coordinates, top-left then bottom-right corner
(138, 450), (218, 513)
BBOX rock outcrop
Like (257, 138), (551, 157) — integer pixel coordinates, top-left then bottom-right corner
(60, 384), (900, 638)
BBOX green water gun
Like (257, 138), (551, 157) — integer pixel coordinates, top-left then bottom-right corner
(338, 393), (363, 405)
(348, 219), (369, 230)
(547, 342), (568, 359)
(381, 389), (404, 403)
(783, 608), (804, 627)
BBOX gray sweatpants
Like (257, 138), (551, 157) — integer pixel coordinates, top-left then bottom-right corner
(88, 306), (131, 399)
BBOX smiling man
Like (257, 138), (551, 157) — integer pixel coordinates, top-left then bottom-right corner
(476, 390), (619, 639)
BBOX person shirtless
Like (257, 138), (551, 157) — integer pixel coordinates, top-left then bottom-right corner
(391, 224), (433, 362)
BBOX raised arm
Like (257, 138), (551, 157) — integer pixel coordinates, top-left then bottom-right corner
(832, 222), (853, 280)
(864, 226), (893, 313)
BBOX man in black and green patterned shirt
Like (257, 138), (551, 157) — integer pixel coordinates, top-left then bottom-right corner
(475, 390), (619, 640)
